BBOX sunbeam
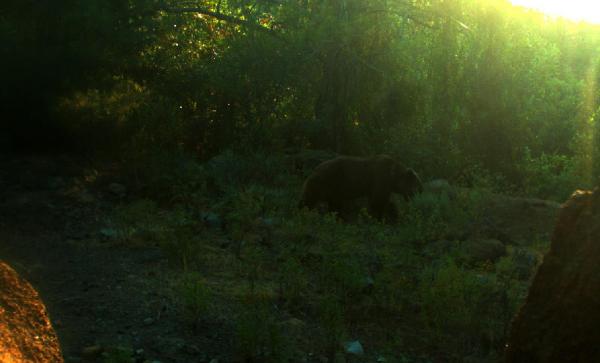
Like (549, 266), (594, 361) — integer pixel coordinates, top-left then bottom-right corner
(510, 0), (600, 24)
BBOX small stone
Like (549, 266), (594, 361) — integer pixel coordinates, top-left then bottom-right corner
(143, 317), (154, 325)
(362, 276), (375, 294)
(343, 340), (364, 356)
(423, 179), (456, 199)
(135, 348), (144, 355)
(78, 191), (95, 203)
(154, 337), (185, 355)
(201, 212), (223, 229)
(100, 228), (118, 239)
(82, 345), (103, 358)
(209, 359), (219, 363)
(258, 217), (277, 228)
(184, 344), (201, 354)
(424, 179), (450, 192)
(462, 239), (506, 264)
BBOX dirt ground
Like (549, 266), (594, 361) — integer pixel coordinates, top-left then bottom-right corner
(0, 155), (226, 363)
(0, 154), (562, 363)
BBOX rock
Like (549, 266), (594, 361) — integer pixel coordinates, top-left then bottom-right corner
(506, 189), (600, 362)
(511, 247), (539, 280)
(108, 183), (127, 197)
(423, 179), (450, 192)
(0, 262), (63, 362)
(423, 179), (457, 199)
(461, 239), (506, 264)
(143, 317), (154, 325)
(477, 223), (515, 245)
(99, 227), (118, 240)
(343, 340), (364, 356)
(154, 337), (185, 355)
(78, 190), (95, 203)
(209, 359), (219, 363)
(424, 239), (456, 257)
(183, 343), (201, 354)
(201, 212), (223, 229)
(82, 345), (103, 358)
(362, 276), (375, 294)
(257, 216), (277, 228)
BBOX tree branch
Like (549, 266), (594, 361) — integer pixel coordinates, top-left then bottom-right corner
(162, 6), (275, 35)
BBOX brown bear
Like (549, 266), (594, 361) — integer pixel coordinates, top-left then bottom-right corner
(299, 154), (422, 221)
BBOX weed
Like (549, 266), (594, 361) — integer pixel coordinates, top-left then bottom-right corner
(178, 271), (211, 325)
(235, 293), (292, 362)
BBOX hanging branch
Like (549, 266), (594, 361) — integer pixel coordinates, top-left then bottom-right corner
(161, 6), (277, 35)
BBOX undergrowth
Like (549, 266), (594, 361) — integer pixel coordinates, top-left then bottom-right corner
(106, 150), (546, 362)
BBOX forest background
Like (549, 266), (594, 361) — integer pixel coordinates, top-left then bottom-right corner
(3, 0), (600, 202)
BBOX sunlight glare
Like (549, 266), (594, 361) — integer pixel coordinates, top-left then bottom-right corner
(510, 0), (600, 24)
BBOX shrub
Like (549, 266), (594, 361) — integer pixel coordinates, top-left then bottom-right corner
(178, 272), (211, 325)
(519, 150), (582, 201)
(418, 258), (510, 359)
(235, 293), (292, 362)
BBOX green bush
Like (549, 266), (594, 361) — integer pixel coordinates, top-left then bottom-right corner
(235, 294), (292, 362)
(397, 188), (486, 243)
(520, 150), (583, 201)
(178, 272), (211, 324)
(316, 294), (346, 361)
(205, 150), (292, 189)
(277, 255), (308, 308)
(156, 208), (205, 271)
(122, 149), (209, 204)
(418, 258), (512, 359)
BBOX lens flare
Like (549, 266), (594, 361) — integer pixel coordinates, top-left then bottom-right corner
(510, 0), (600, 24)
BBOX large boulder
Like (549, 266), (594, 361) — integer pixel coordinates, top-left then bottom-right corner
(505, 189), (600, 362)
(0, 261), (63, 362)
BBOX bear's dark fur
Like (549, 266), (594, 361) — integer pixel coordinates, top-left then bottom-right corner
(299, 155), (422, 221)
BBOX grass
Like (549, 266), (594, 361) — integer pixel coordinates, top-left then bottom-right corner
(105, 150), (551, 362)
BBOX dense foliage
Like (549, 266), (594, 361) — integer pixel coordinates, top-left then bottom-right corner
(3, 0), (600, 200)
